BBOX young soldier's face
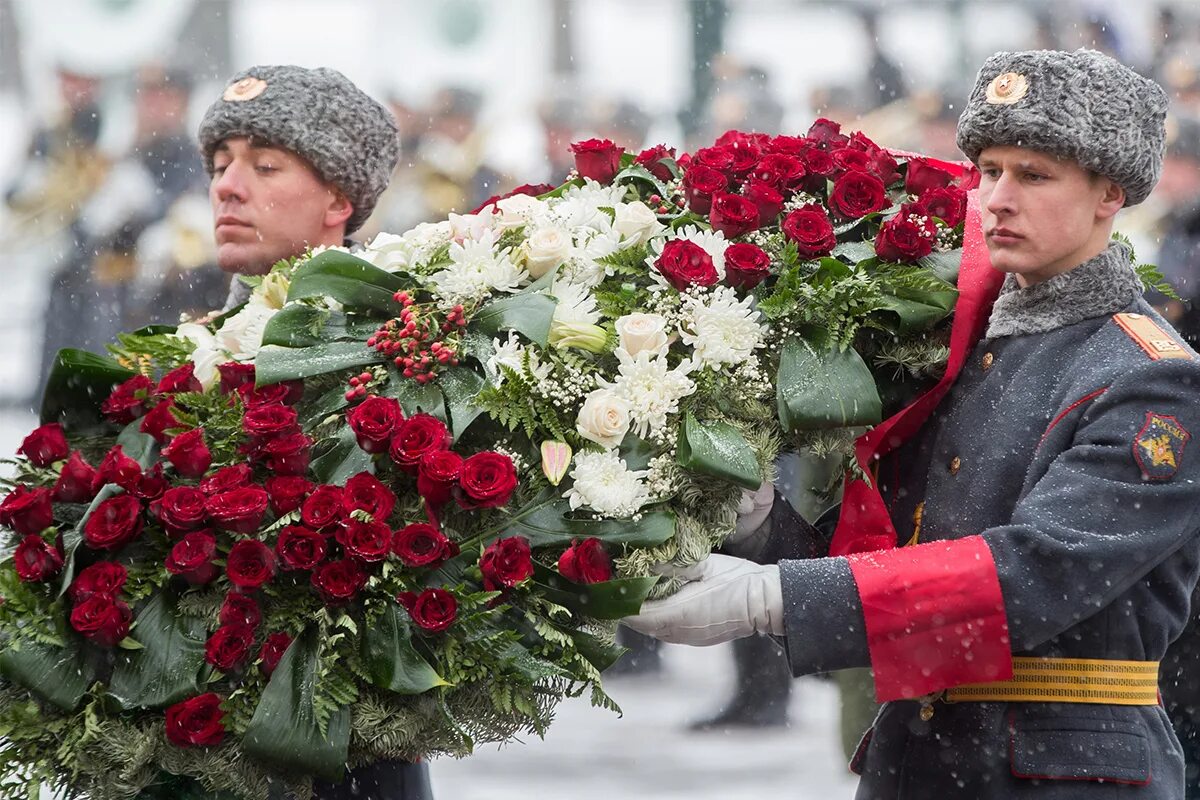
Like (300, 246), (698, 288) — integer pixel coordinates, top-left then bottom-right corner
(209, 137), (352, 275)
(977, 145), (1124, 286)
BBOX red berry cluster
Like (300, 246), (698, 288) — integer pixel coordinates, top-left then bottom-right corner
(647, 192), (686, 216)
(365, 292), (468, 387)
(345, 371), (375, 402)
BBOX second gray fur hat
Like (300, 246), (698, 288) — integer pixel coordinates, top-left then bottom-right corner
(956, 49), (1168, 206)
(198, 65), (399, 233)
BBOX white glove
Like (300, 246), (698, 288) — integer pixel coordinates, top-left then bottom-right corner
(733, 481), (775, 539)
(623, 554), (784, 647)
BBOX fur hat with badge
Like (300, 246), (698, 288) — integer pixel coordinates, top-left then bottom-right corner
(198, 65), (400, 233)
(956, 48), (1169, 206)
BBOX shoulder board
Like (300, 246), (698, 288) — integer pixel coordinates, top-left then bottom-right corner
(1112, 313), (1192, 360)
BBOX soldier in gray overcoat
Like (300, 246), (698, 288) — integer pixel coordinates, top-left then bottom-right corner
(628, 49), (1200, 798)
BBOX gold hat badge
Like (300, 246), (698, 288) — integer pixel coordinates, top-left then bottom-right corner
(223, 76), (268, 103)
(986, 72), (1028, 105)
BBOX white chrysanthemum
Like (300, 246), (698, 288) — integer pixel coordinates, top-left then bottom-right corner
(645, 225), (729, 291)
(428, 230), (527, 305)
(550, 179), (626, 232)
(401, 221), (453, 263)
(679, 286), (766, 368)
(603, 349), (696, 438)
(215, 303), (277, 361)
(559, 227), (623, 287)
(486, 331), (552, 385)
(564, 450), (651, 518)
(550, 279), (601, 325)
(495, 193), (550, 229)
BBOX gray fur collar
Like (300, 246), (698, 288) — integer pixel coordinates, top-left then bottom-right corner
(985, 241), (1143, 339)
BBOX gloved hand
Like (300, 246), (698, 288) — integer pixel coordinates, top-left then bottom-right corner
(733, 481), (775, 539)
(623, 554), (784, 647)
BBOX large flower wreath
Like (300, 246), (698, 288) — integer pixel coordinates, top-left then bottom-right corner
(0, 119), (977, 799)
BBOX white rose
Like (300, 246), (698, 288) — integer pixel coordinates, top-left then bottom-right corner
(615, 313), (669, 357)
(361, 231), (415, 271)
(495, 193), (547, 229)
(576, 389), (632, 449)
(521, 226), (572, 278)
(189, 346), (224, 390)
(215, 304), (277, 360)
(614, 201), (664, 246)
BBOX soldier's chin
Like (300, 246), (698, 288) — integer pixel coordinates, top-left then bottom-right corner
(217, 243), (275, 275)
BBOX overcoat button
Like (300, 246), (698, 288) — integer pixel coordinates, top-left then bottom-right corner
(982, 352), (994, 371)
(949, 456), (961, 475)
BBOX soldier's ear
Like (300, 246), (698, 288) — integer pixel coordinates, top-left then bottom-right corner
(1096, 179), (1125, 220)
(325, 189), (354, 230)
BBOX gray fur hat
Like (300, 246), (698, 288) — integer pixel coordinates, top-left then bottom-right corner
(198, 65), (399, 232)
(956, 49), (1168, 206)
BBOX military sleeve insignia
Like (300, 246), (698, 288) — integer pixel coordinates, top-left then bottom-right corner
(1133, 412), (1190, 480)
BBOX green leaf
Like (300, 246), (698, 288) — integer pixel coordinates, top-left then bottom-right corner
(301, 383), (351, 429)
(675, 414), (761, 490)
(832, 241), (877, 264)
(359, 603), (447, 694)
(310, 426), (373, 485)
(568, 628), (626, 672)
(536, 178), (584, 200)
(532, 566), (659, 620)
(39, 348), (135, 435)
(260, 305), (382, 349)
(58, 484), (121, 598)
(0, 636), (95, 711)
(116, 418), (158, 469)
(776, 331), (882, 431)
(243, 626), (351, 782)
(438, 367), (486, 439)
(504, 496), (674, 548)
(108, 592), (207, 709)
(285, 250), (408, 314)
(469, 293), (558, 348)
(613, 163), (671, 199)
(919, 250), (962, 286)
(254, 341), (385, 386)
(385, 365), (446, 421)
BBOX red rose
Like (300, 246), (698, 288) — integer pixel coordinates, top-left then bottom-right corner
(301, 485), (345, 530)
(694, 145), (736, 174)
(243, 404), (299, 442)
(905, 157), (956, 197)
(199, 464), (252, 495)
(781, 204), (837, 258)
(69, 594), (132, 647)
(479, 536), (533, 592)
(800, 147), (836, 191)
(342, 472), (396, 523)
(155, 486), (209, 537)
(806, 118), (849, 149)
(97, 445), (143, 492)
(708, 192), (760, 238)
(157, 363), (202, 395)
(558, 537), (613, 584)
(133, 463), (168, 502)
(740, 179), (785, 226)
(205, 623), (256, 671)
(416, 449), (463, 506)
(654, 239), (719, 291)
(681, 164), (728, 214)
(397, 588), (457, 633)
(347, 395), (404, 454)
(17, 423), (68, 467)
(68, 561), (127, 602)
(389, 414), (451, 474)
(831, 147), (873, 176)
(310, 558), (368, 606)
(140, 398), (180, 443)
(14, 534), (63, 582)
(0, 485), (54, 536)
(275, 524), (327, 570)
(917, 186), (967, 228)
(264, 475), (313, 516)
(335, 519), (393, 562)
(724, 243), (772, 290)
(225, 539), (276, 590)
(765, 134), (806, 156)
(53, 451), (100, 503)
(237, 381), (302, 408)
(867, 149), (900, 186)
(875, 209), (937, 263)
(570, 138), (624, 184)
(259, 432), (312, 476)
(634, 144), (676, 182)
(162, 429), (212, 478)
(165, 693), (226, 747)
(392, 523), (457, 568)
(83, 494), (144, 551)
(219, 592), (261, 628)
(752, 154), (806, 190)
(101, 375), (154, 424)
(458, 451), (518, 509)
(206, 486), (269, 534)
(216, 362), (255, 395)
(259, 632), (293, 677)
(165, 531), (219, 585)
(828, 170), (887, 219)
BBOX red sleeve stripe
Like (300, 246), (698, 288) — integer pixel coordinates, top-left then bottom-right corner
(1036, 387), (1109, 450)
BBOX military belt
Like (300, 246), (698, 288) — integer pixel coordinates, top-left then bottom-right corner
(944, 656), (1160, 705)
